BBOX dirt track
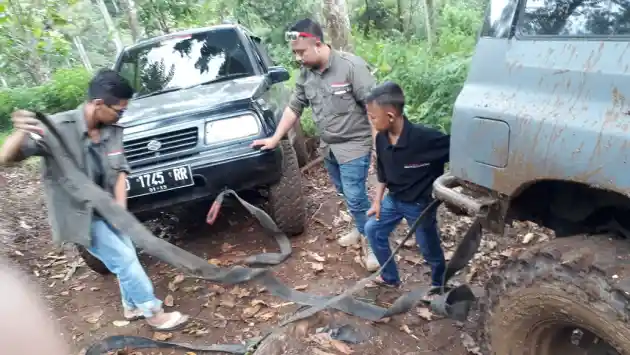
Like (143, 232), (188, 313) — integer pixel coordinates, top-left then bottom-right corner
(0, 163), (553, 355)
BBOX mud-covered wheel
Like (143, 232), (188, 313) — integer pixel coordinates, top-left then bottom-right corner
(77, 245), (111, 275)
(289, 122), (309, 168)
(479, 235), (630, 355)
(267, 140), (306, 236)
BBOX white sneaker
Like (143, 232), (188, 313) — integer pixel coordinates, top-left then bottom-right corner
(364, 245), (380, 272)
(338, 227), (361, 247)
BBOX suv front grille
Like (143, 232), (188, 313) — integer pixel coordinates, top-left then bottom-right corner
(124, 127), (199, 164)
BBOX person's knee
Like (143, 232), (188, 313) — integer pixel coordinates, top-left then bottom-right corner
(343, 187), (369, 212)
(365, 217), (378, 238)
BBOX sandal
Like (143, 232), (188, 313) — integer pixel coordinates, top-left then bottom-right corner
(124, 308), (145, 321)
(148, 311), (190, 331)
(366, 275), (401, 289)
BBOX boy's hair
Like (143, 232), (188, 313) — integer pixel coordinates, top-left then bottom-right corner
(87, 69), (134, 105)
(366, 81), (405, 115)
(289, 18), (325, 42)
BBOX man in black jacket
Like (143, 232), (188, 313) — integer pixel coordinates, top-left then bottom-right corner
(364, 81), (449, 294)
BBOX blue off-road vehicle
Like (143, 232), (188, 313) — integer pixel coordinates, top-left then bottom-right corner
(433, 0), (630, 354)
(78, 24), (308, 274)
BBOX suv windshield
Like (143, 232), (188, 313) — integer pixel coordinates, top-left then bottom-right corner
(118, 28), (255, 98)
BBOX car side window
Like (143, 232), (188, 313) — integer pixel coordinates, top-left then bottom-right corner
(480, 0), (520, 38)
(517, 0), (630, 36)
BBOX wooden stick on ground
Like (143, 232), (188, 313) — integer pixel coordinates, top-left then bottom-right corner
(300, 156), (324, 174)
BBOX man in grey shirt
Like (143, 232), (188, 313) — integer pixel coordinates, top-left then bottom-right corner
(0, 69), (189, 331)
(251, 19), (379, 271)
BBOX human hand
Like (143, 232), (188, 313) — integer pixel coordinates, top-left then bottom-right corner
(367, 201), (381, 220)
(250, 137), (280, 150)
(11, 110), (44, 137)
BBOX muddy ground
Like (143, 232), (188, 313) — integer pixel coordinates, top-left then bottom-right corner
(0, 163), (553, 355)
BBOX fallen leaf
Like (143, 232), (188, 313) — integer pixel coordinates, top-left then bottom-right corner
(172, 274), (185, 284)
(185, 352), (197, 355)
(183, 286), (203, 293)
(251, 299), (268, 306)
(242, 304), (262, 318)
(330, 339), (354, 354)
(255, 311), (275, 321)
(152, 332), (172, 341)
(83, 309), (103, 324)
(14, 250), (24, 256)
(164, 294), (174, 307)
(19, 220), (32, 230)
(89, 287), (99, 291)
(221, 243), (234, 252)
(294, 284), (308, 290)
(220, 297), (236, 308)
(417, 307), (433, 321)
(230, 286), (251, 298)
(309, 333), (333, 348)
(310, 262), (324, 272)
(311, 349), (335, 355)
(307, 236), (318, 244)
(461, 333), (483, 355)
(308, 251), (326, 262)
(522, 232), (535, 244)
(400, 324), (412, 334)
(112, 320), (130, 327)
(208, 258), (221, 266)
(403, 255), (423, 265)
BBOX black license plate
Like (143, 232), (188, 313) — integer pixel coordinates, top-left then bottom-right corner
(126, 165), (194, 198)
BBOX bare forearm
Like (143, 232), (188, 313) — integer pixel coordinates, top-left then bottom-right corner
(114, 173), (128, 208)
(272, 107), (299, 142)
(0, 131), (28, 165)
(375, 182), (386, 202)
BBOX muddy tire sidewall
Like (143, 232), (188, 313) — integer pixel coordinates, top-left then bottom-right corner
(480, 235), (630, 355)
(267, 140), (306, 236)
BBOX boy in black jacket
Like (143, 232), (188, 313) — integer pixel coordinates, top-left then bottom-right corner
(364, 81), (449, 294)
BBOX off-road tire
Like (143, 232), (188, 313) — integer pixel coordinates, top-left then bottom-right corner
(77, 245), (111, 275)
(477, 234), (630, 354)
(289, 123), (309, 168)
(267, 140), (306, 236)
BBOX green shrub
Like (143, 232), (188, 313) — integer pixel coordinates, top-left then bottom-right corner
(0, 68), (91, 130)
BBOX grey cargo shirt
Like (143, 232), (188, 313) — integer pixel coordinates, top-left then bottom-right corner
(288, 50), (376, 164)
(20, 105), (130, 247)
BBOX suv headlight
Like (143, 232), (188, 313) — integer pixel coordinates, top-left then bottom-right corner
(204, 114), (260, 145)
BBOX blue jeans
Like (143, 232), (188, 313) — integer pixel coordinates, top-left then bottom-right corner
(87, 219), (162, 317)
(324, 152), (371, 235)
(365, 194), (446, 286)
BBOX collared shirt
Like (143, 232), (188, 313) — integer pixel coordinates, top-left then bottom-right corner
(288, 49), (376, 164)
(375, 117), (450, 202)
(20, 105), (130, 247)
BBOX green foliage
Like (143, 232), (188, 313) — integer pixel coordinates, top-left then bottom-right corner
(0, 68), (91, 130)
(0, 0), (484, 137)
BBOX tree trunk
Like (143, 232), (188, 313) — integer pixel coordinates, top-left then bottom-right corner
(322, 0), (352, 52)
(422, 0), (435, 48)
(397, 0), (404, 32)
(96, 0), (124, 52)
(123, 0), (143, 42)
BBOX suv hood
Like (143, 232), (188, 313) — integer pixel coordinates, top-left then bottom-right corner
(119, 75), (265, 127)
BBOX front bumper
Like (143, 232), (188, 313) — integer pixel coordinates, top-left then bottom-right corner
(127, 147), (283, 215)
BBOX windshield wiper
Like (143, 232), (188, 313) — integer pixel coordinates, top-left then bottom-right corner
(134, 86), (184, 100)
(183, 73), (252, 89)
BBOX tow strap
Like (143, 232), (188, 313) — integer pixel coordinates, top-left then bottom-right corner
(32, 112), (483, 354)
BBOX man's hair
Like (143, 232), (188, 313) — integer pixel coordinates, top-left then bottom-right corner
(87, 69), (134, 105)
(366, 81), (405, 115)
(289, 18), (325, 42)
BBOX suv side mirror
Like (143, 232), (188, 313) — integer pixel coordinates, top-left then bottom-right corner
(267, 66), (290, 84)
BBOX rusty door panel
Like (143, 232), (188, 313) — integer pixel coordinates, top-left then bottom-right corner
(450, 32), (630, 197)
